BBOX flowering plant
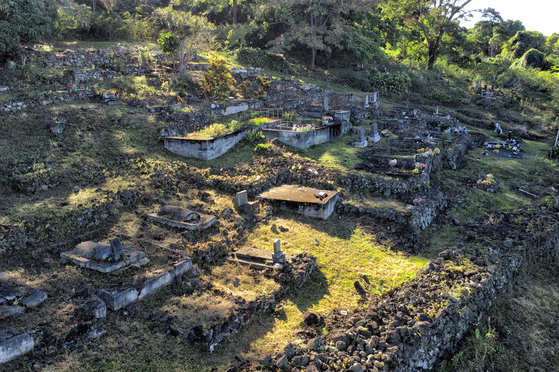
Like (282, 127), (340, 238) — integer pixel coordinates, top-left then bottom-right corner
(477, 174), (496, 186)
(389, 159), (397, 167)
(322, 116), (332, 120)
(413, 198), (427, 205)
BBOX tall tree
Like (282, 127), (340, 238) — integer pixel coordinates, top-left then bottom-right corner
(0, 0), (57, 57)
(257, 0), (376, 70)
(153, 3), (215, 74)
(383, 0), (473, 70)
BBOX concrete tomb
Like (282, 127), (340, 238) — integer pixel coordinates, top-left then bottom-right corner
(229, 240), (291, 270)
(148, 205), (216, 230)
(60, 238), (149, 273)
(256, 185), (339, 220)
(0, 272), (47, 319)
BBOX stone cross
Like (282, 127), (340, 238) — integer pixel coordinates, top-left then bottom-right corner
(234, 190), (248, 209)
(272, 239), (285, 263)
(371, 122), (380, 142)
(357, 127), (365, 142)
(324, 97), (329, 112)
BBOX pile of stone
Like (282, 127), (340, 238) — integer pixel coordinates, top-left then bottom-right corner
(102, 93), (120, 106)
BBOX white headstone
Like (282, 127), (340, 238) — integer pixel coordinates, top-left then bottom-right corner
(324, 97), (329, 112)
(364, 95), (369, 108)
(234, 190), (248, 208)
(371, 122), (380, 142)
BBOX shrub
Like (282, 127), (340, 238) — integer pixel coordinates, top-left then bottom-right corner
(236, 47), (294, 74)
(369, 69), (411, 92)
(333, 69), (371, 91)
(202, 56), (236, 101)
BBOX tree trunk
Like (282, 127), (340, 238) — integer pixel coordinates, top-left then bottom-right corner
(232, 0), (238, 25)
(311, 47), (316, 70)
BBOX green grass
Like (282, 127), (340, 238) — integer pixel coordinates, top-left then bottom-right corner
(32, 40), (158, 52)
(243, 214), (428, 351)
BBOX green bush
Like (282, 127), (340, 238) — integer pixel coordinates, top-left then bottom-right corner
(202, 56), (236, 101)
(369, 69), (411, 92)
(333, 69), (371, 91)
(512, 48), (546, 69)
(236, 48), (294, 74)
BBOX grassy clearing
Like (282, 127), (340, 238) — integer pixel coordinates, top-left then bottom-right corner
(242, 214), (428, 351)
(436, 262), (559, 372)
(32, 40), (158, 52)
(347, 194), (410, 212)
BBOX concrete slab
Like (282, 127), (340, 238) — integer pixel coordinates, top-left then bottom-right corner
(148, 206), (216, 230)
(257, 186), (339, 220)
(97, 288), (139, 311)
(0, 333), (34, 364)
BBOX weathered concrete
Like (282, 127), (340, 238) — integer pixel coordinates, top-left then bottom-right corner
(260, 123), (342, 149)
(138, 260), (193, 300)
(147, 206), (216, 230)
(164, 120), (281, 160)
(97, 288), (139, 311)
(257, 185), (339, 220)
(61, 243), (147, 274)
(0, 333), (34, 364)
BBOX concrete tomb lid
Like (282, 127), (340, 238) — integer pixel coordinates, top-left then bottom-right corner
(157, 205), (200, 222)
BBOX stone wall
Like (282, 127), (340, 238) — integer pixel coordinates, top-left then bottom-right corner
(1, 89), (97, 114)
(256, 209), (559, 372)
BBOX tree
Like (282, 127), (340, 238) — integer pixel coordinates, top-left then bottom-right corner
(503, 30), (546, 59)
(383, 0), (473, 70)
(257, 0), (376, 70)
(153, 3), (215, 75)
(0, 0), (57, 57)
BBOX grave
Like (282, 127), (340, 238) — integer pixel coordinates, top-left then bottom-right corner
(60, 238), (149, 273)
(483, 140), (522, 159)
(369, 122), (380, 143)
(228, 239), (291, 270)
(147, 205), (216, 230)
(256, 185), (339, 220)
(354, 127), (368, 148)
(260, 121), (343, 149)
(234, 190), (259, 213)
(0, 273), (47, 319)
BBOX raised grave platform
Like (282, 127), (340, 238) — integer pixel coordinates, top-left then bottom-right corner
(60, 238), (149, 273)
(260, 122), (343, 149)
(147, 205), (216, 230)
(257, 185), (339, 220)
(228, 240), (292, 270)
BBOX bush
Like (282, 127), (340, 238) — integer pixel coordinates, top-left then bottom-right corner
(202, 56), (236, 101)
(512, 49), (546, 69)
(369, 69), (411, 92)
(236, 48), (294, 74)
(333, 69), (371, 91)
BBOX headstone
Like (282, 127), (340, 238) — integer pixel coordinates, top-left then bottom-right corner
(364, 95), (369, 108)
(493, 74), (496, 80)
(484, 84), (487, 91)
(508, 131), (512, 140)
(409, 60), (412, 69)
(420, 74), (423, 81)
(234, 190), (248, 209)
(272, 239), (285, 263)
(109, 238), (125, 261)
(357, 127), (365, 142)
(370, 122), (380, 143)
(6, 61), (16, 70)
(477, 80), (481, 90)
(436, 106), (439, 115)
(324, 97), (329, 112)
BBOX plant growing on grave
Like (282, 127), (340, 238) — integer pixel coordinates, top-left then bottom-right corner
(253, 76), (270, 98)
(245, 131), (265, 143)
(283, 110), (299, 122)
(245, 117), (270, 127)
(202, 56), (236, 101)
(254, 143), (273, 152)
(477, 174), (496, 186)
(237, 80), (251, 98)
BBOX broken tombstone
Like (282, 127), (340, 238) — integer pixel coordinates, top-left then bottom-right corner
(148, 205), (216, 230)
(60, 238), (149, 274)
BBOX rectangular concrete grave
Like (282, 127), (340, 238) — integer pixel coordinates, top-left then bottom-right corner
(147, 205), (216, 230)
(97, 288), (139, 311)
(61, 238), (148, 274)
(260, 122), (343, 149)
(256, 185), (339, 220)
(0, 333), (34, 365)
(164, 119), (281, 160)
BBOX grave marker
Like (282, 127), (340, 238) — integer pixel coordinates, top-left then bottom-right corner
(364, 95), (369, 108)
(370, 122), (380, 143)
(324, 97), (329, 112)
(272, 239), (285, 264)
(234, 190), (248, 208)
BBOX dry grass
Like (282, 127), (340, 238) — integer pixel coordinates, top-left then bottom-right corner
(347, 195), (410, 212)
(162, 293), (236, 331)
(202, 263), (281, 302)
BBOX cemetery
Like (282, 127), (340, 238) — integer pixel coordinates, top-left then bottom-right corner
(1, 27), (558, 372)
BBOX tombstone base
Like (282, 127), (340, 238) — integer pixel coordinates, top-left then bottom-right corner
(368, 135), (380, 143)
(354, 140), (368, 148)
